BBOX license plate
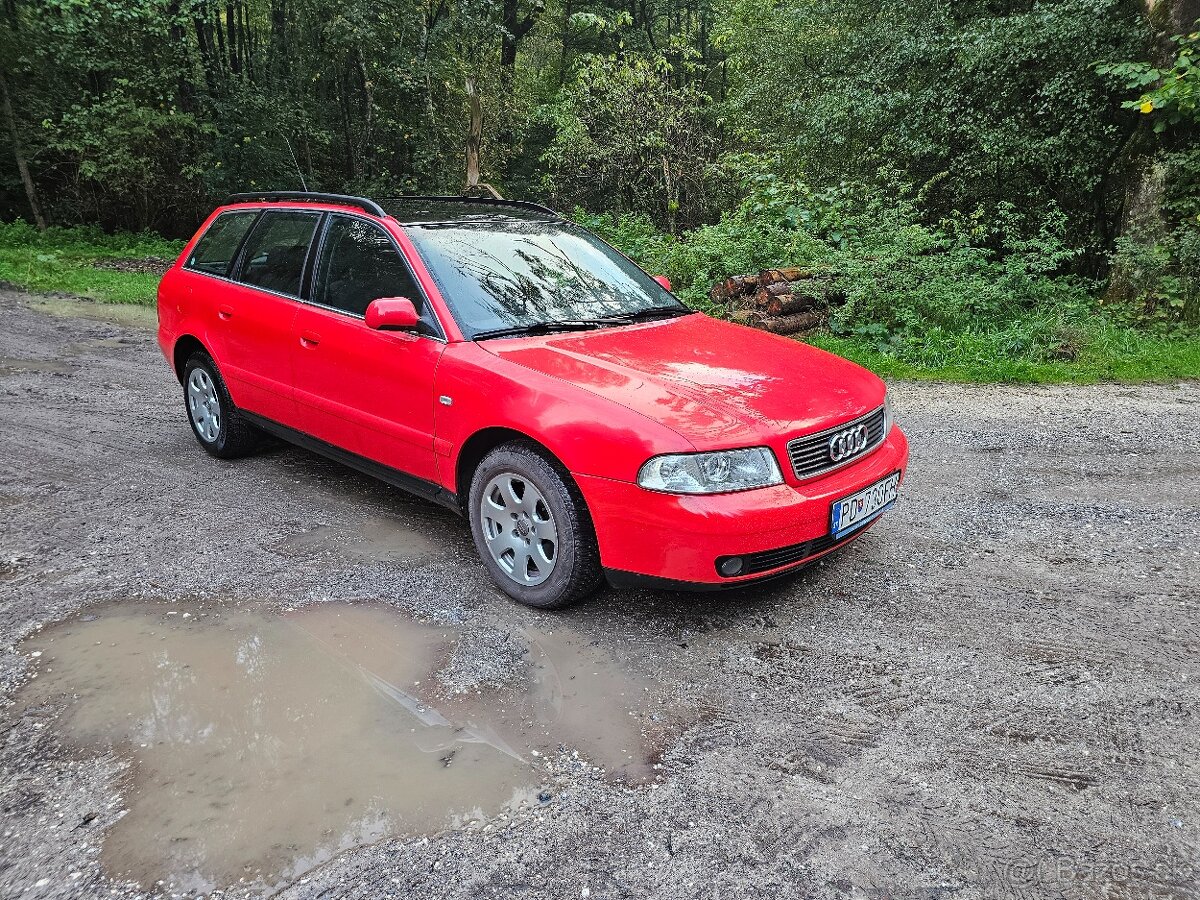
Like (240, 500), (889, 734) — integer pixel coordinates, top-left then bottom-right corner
(830, 472), (900, 538)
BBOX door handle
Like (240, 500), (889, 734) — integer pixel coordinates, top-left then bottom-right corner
(299, 332), (321, 348)
(217, 306), (233, 320)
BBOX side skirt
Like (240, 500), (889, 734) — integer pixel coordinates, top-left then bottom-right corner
(242, 412), (462, 515)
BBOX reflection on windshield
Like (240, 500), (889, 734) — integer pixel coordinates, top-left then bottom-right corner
(404, 220), (686, 338)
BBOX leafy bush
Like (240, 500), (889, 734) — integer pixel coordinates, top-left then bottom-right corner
(1097, 25), (1200, 131)
(579, 178), (1169, 370)
(1110, 222), (1200, 324)
(0, 220), (181, 258)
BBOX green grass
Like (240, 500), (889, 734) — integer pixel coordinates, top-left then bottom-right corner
(0, 221), (183, 305)
(0, 220), (1196, 383)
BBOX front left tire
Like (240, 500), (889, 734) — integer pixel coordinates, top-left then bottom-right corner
(468, 442), (602, 609)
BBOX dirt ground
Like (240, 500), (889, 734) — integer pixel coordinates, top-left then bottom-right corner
(1, 287), (1198, 900)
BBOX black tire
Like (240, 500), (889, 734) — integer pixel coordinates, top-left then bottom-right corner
(182, 351), (264, 459)
(468, 442), (603, 609)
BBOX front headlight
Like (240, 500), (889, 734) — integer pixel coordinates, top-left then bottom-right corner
(637, 447), (783, 495)
(883, 393), (893, 437)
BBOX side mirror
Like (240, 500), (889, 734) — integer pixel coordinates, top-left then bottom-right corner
(653, 275), (672, 291)
(366, 297), (419, 331)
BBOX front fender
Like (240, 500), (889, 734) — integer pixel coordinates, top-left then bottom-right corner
(434, 342), (693, 491)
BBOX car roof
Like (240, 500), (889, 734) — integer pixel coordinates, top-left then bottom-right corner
(223, 192), (561, 226)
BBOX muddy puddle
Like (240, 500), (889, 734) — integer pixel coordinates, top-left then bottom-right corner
(0, 334), (144, 376)
(18, 602), (668, 891)
(0, 355), (74, 375)
(29, 297), (158, 330)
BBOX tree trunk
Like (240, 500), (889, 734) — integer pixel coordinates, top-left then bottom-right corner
(501, 0), (540, 68)
(465, 77), (482, 190)
(238, 1), (253, 82)
(558, 0), (573, 85)
(340, 66), (357, 181)
(1152, 0), (1200, 33)
(0, 69), (46, 230)
(270, 0), (287, 82)
(1107, 0), (1200, 300)
(463, 78), (502, 199)
(226, 3), (239, 74)
(214, 5), (227, 76)
(356, 48), (373, 173)
(760, 310), (825, 335)
(418, 1), (445, 130)
(167, 0), (196, 113)
(662, 155), (676, 233)
(193, 2), (217, 94)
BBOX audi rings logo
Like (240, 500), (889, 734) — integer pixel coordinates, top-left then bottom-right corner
(828, 423), (869, 462)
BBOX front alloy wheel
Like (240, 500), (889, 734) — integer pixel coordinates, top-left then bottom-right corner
(468, 442), (602, 608)
(479, 472), (559, 586)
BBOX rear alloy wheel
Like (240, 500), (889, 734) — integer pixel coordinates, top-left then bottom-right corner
(187, 366), (221, 443)
(468, 443), (602, 608)
(183, 351), (264, 459)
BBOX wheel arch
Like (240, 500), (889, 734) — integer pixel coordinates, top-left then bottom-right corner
(454, 426), (573, 504)
(172, 334), (208, 383)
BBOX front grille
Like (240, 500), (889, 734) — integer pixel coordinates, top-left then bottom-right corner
(786, 405), (887, 479)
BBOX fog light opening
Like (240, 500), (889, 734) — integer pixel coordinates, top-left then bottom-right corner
(717, 557), (745, 578)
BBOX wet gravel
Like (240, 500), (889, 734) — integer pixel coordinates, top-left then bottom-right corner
(1, 287), (1198, 899)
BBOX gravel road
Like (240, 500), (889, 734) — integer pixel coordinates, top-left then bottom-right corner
(1, 287), (1198, 900)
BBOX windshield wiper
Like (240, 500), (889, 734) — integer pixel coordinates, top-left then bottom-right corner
(622, 305), (693, 321)
(473, 319), (616, 340)
(582, 306), (693, 326)
(473, 307), (693, 340)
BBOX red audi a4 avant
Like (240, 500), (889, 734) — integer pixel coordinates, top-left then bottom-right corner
(157, 192), (908, 608)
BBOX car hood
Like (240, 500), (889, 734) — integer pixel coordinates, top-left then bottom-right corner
(480, 314), (885, 449)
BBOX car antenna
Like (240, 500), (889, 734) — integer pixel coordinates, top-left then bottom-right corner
(281, 133), (309, 192)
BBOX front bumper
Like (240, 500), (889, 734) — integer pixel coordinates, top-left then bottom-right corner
(575, 426), (908, 587)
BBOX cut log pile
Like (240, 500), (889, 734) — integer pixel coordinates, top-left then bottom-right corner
(711, 266), (843, 335)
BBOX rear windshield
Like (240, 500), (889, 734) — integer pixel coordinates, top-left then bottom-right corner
(403, 220), (682, 338)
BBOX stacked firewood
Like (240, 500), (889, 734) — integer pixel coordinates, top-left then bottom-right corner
(710, 267), (842, 335)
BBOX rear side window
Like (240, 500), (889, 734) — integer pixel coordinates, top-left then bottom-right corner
(234, 210), (321, 297)
(312, 215), (439, 335)
(185, 211), (258, 276)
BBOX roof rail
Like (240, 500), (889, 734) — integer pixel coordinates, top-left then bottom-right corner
(380, 195), (560, 218)
(224, 191), (386, 218)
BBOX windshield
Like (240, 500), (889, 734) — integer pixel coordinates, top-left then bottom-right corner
(403, 219), (687, 339)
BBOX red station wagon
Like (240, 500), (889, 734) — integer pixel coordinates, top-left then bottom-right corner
(157, 192), (909, 608)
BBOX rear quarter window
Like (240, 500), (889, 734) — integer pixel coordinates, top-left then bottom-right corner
(185, 211), (259, 277)
(234, 211), (321, 298)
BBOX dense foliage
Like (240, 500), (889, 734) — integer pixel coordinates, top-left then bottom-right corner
(580, 185), (1098, 361)
(0, 0), (1197, 377)
(718, 0), (1152, 264)
(0, 0), (1173, 238)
